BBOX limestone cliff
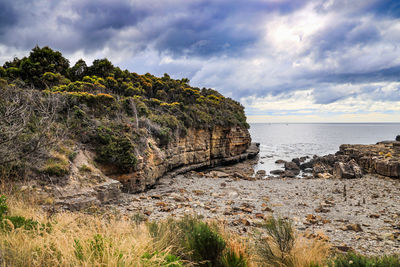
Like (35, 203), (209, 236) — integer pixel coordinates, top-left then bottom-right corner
(105, 126), (258, 192)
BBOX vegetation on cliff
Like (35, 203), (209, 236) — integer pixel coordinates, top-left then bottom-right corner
(0, 46), (249, 179)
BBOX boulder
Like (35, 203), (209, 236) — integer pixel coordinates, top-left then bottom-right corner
(313, 162), (332, 177)
(292, 158), (301, 166)
(270, 169), (284, 175)
(275, 159), (286, 164)
(281, 171), (296, 178)
(256, 169), (266, 175)
(333, 160), (362, 179)
(396, 135), (400, 142)
(300, 160), (314, 170)
(284, 161), (300, 175)
(375, 159), (400, 177)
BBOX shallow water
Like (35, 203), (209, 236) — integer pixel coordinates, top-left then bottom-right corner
(249, 123), (400, 173)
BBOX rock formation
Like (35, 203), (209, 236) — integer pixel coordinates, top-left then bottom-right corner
(109, 126), (259, 192)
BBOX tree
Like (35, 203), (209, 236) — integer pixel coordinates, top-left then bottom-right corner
(68, 59), (88, 81)
(2, 46), (70, 88)
(88, 58), (114, 78)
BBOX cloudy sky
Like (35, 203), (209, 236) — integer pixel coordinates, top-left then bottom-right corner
(1, 0), (400, 122)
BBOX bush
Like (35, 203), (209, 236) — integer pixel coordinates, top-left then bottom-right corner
(0, 196), (41, 231)
(148, 216), (226, 266)
(95, 126), (137, 172)
(255, 216), (295, 267)
(329, 253), (400, 267)
(42, 163), (69, 177)
(1, 216), (39, 231)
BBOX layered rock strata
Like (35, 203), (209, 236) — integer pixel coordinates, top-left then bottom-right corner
(110, 126), (258, 192)
(338, 141), (400, 178)
(289, 139), (400, 179)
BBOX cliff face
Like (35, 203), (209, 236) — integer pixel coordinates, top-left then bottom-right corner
(107, 126), (256, 192)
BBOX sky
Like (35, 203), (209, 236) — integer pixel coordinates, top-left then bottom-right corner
(1, 0), (400, 123)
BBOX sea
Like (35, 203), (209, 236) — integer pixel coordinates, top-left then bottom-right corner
(249, 123), (400, 173)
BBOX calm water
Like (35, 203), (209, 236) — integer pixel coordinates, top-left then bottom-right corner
(249, 123), (400, 173)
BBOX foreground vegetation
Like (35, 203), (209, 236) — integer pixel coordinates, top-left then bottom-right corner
(0, 191), (398, 267)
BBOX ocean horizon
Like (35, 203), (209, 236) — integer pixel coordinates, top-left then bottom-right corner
(249, 122), (400, 173)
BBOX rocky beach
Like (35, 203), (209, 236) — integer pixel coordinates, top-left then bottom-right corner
(108, 139), (400, 256)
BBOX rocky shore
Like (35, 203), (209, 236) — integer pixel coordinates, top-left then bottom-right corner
(39, 137), (400, 256)
(107, 139), (400, 256)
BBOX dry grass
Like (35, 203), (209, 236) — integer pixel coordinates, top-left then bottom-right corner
(0, 187), (332, 267)
(292, 235), (331, 267)
(0, 195), (180, 267)
(252, 217), (331, 267)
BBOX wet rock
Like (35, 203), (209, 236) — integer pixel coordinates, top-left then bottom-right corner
(275, 159), (286, 164)
(284, 161), (300, 175)
(270, 169), (284, 175)
(292, 158), (301, 166)
(302, 168), (312, 174)
(300, 156), (308, 162)
(300, 160), (314, 170)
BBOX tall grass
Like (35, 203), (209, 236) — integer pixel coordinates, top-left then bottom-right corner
(253, 216), (331, 267)
(0, 195), (181, 266)
(3, 191), (391, 267)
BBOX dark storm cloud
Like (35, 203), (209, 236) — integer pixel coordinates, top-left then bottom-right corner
(2, 0), (400, 118)
(305, 20), (381, 60)
(0, 0), (312, 57)
(318, 66), (400, 84)
(0, 1), (18, 34)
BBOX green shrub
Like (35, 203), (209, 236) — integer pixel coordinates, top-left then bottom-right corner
(185, 219), (226, 266)
(329, 253), (400, 267)
(1, 215), (39, 230)
(42, 162), (69, 177)
(148, 216), (226, 266)
(95, 127), (137, 172)
(255, 217), (295, 267)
